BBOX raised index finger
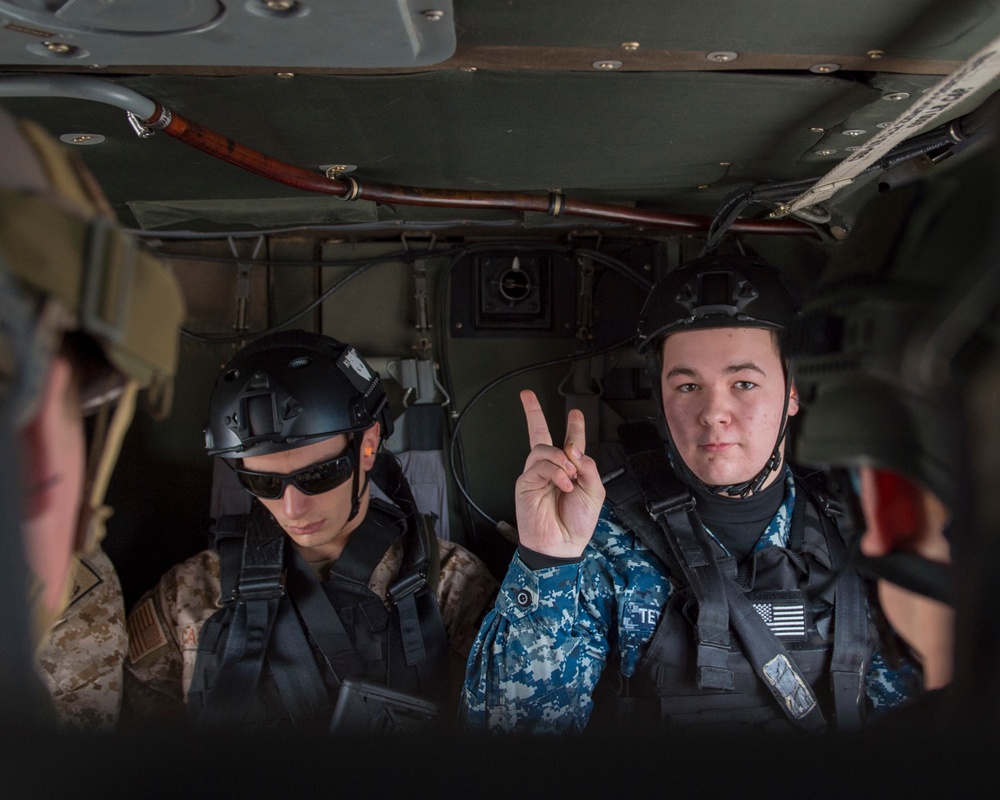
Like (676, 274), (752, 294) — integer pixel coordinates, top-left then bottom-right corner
(519, 389), (553, 448)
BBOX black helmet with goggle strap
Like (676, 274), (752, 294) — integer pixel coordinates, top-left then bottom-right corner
(636, 253), (800, 496)
(205, 330), (393, 519)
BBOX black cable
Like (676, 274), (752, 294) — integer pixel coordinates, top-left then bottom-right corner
(436, 241), (651, 535)
(571, 248), (654, 292)
(448, 337), (633, 528)
(703, 121), (971, 250)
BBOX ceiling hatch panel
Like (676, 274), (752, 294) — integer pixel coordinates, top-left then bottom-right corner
(0, 0), (456, 67)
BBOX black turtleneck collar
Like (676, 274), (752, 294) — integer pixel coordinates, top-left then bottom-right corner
(692, 473), (786, 563)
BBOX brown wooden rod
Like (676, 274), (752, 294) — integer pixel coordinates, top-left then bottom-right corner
(147, 105), (814, 235)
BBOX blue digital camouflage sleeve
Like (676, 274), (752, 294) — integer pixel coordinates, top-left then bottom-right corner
(865, 635), (922, 713)
(460, 505), (671, 734)
(459, 548), (612, 734)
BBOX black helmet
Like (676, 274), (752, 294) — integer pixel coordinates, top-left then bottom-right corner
(205, 330), (392, 459)
(790, 280), (964, 514)
(636, 253), (799, 355)
(636, 253), (799, 497)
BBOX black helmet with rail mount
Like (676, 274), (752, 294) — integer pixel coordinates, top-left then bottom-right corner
(204, 329), (393, 519)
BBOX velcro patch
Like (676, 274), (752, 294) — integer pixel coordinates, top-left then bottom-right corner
(126, 597), (169, 663)
(64, 557), (102, 609)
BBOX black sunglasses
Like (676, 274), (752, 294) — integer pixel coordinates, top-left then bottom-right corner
(233, 450), (356, 499)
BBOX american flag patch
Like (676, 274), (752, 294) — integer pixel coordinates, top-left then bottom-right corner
(753, 601), (806, 639)
(126, 597), (169, 662)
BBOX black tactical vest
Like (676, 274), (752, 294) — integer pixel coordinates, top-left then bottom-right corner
(597, 422), (874, 734)
(186, 495), (448, 731)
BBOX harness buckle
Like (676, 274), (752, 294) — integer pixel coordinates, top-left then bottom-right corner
(647, 492), (695, 517)
(388, 571), (427, 605)
(232, 568), (286, 602)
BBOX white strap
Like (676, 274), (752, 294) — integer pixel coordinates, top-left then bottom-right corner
(781, 33), (1000, 216)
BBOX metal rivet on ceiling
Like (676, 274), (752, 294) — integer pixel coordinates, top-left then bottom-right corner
(593, 60), (623, 70)
(867, 50), (885, 60)
(43, 41), (74, 54)
(422, 9), (445, 21)
(59, 133), (105, 146)
(276, 72), (295, 79)
(698, 184), (711, 189)
(876, 122), (890, 128)
(719, 162), (732, 166)
(883, 92), (910, 101)
(264, 0), (296, 10)
(810, 63), (840, 74)
(842, 129), (867, 136)
(815, 149), (838, 156)
(461, 67), (477, 72)
(706, 51), (738, 62)
(809, 127), (825, 134)
(621, 42), (640, 51)
(845, 146), (861, 152)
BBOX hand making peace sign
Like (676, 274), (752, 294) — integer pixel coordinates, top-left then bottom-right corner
(514, 389), (606, 558)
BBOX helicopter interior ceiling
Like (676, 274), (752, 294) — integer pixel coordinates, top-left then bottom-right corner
(1, 0), (999, 244)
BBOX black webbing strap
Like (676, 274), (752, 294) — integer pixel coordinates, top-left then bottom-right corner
(266, 594), (334, 725)
(388, 501), (437, 669)
(285, 548), (365, 679)
(390, 575), (428, 667)
(813, 499), (867, 731)
(365, 471), (445, 676)
(617, 422), (734, 691)
(214, 514), (249, 603)
(722, 579), (827, 733)
(195, 509), (285, 726)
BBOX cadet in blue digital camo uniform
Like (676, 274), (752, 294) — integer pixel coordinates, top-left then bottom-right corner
(461, 253), (919, 734)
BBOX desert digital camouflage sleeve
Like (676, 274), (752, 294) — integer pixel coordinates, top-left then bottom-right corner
(123, 549), (221, 720)
(35, 548), (127, 731)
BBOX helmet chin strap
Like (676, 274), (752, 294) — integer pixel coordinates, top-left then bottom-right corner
(347, 436), (372, 522)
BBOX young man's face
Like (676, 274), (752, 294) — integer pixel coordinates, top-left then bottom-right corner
(241, 427), (378, 563)
(659, 326), (797, 494)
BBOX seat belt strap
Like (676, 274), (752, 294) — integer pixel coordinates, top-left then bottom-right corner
(267, 597), (334, 725)
(194, 595), (280, 726)
(722, 579), (827, 733)
(816, 502), (868, 731)
(617, 422), (734, 691)
(286, 549), (365, 679)
(195, 508), (285, 726)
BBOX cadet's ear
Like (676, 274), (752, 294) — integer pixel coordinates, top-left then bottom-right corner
(360, 422), (380, 469)
(787, 380), (800, 417)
